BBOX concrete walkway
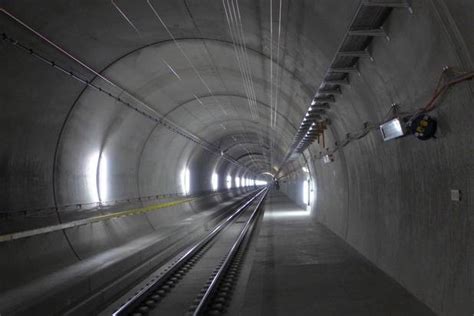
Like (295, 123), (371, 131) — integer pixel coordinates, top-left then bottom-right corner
(240, 191), (435, 316)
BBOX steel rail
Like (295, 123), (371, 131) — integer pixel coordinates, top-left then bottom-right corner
(112, 187), (266, 316)
(192, 188), (268, 315)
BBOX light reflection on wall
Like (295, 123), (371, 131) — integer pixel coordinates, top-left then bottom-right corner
(86, 151), (100, 202)
(211, 172), (218, 191)
(264, 209), (311, 219)
(303, 179), (309, 206)
(235, 176), (240, 188)
(303, 178), (317, 207)
(180, 167), (190, 195)
(98, 153), (108, 202)
(266, 178), (313, 219)
(226, 175), (232, 189)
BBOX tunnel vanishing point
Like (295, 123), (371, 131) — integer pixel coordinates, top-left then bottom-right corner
(0, 1), (473, 315)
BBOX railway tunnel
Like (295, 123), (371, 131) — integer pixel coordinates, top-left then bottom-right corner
(0, 0), (473, 315)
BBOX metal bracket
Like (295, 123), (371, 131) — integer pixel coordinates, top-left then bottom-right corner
(363, 0), (413, 14)
(337, 48), (374, 62)
(314, 95), (336, 103)
(349, 27), (390, 41)
(325, 77), (350, 86)
(329, 65), (359, 74)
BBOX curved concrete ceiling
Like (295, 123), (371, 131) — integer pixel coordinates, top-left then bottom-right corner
(1, 1), (474, 314)
(0, 0), (356, 209)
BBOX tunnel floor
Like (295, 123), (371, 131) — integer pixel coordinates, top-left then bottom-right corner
(236, 191), (435, 316)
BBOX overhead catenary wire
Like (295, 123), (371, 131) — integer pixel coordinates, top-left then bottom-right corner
(230, 0), (268, 164)
(222, 0), (265, 171)
(146, 0), (228, 116)
(0, 30), (247, 173)
(146, 1), (261, 173)
(234, 1), (258, 110)
(63, 1), (253, 171)
(232, 0), (267, 167)
(269, 0), (274, 128)
(150, 0), (258, 170)
(221, 0), (257, 165)
(148, 0), (261, 173)
(222, 0), (254, 120)
(269, 0), (284, 172)
(234, 0), (259, 120)
(272, 0), (283, 130)
(267, 0), (275, 171)
(222, 0), (259, 121)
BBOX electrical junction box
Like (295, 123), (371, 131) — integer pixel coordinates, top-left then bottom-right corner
(451, 189), (461, 201)
(379, 118), (405, 141)
(323, 154), (334, 164)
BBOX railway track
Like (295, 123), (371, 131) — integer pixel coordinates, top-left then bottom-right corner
(104, 188), (267, 316)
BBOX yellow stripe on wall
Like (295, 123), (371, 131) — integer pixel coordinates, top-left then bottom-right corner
(0, 196), (204, 243)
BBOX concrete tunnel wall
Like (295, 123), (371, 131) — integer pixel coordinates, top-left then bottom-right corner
(309, 1), (474, 315)
(273, 1), (474, 314)
(0, 188), (256, 315)
(0, 0), (473, 315)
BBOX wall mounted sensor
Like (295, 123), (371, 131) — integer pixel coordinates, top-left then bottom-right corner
(408, 114), (437, 140)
